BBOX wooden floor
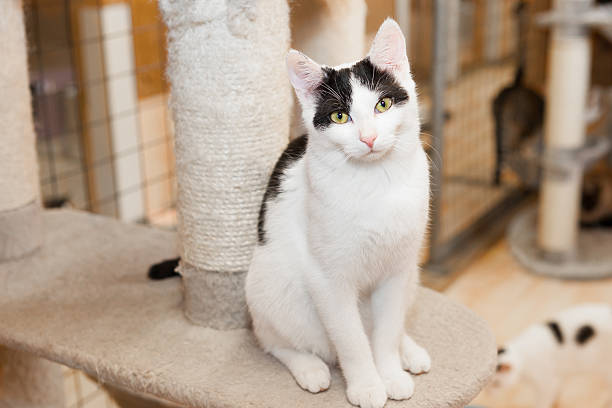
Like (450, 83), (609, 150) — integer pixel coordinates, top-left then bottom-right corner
(443, 239), (612, 408)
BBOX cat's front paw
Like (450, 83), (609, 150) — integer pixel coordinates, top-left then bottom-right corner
(293, 358), (331, 393)
(381, 369), (414, 400)
(346, 377), (387, 408)
(401, 336), (431, 374)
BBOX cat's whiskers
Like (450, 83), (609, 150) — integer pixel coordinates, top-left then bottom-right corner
(405, 134), (441, 174)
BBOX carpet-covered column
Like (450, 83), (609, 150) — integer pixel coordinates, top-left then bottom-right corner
(537, 0), (593, 259)
(159, 0), (292, 329)
(0, 0), (42, 260)
(0, 3), (63, 407)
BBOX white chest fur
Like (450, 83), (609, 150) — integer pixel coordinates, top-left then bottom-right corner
(303, 145), (429, 286)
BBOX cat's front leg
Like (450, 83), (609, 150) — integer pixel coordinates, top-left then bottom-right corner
(308, 278), (387, 408)
(400, 333), (431, 374)
(370, 271), (416, 401)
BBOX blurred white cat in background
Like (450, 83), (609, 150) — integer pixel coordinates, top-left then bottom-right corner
(489, 303), (612, 408)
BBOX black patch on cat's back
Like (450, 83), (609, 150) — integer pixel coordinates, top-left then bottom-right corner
(546, 321), (564, 344)
(351, 58), (409, 106)
(575, 325), (596, 345)
(257, 135), (308, 244)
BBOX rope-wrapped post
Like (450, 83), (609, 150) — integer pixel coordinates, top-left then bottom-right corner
(0, 0), (42, 260)
(159, 0), (292, 329)
(0, 2), (63, 407)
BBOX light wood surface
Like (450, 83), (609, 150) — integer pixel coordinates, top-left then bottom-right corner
(444, 239), (612, 408)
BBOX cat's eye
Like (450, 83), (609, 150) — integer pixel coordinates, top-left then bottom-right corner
(330, 111), (349, 124)
(375, 97), (393, 113)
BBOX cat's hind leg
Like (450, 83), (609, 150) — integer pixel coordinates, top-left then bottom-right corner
(254, 318), (331, 393)
(400, 334), (431, 375)
(532, 378), (559, 408)
(269, 346), (331, 393)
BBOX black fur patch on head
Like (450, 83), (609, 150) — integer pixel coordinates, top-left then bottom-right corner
(546, 321), (564, 344)
(575, 325), (596, 345)
(257, 135), (308, 244)
(351, 58), (409, 106)
(311, 58), (409, 130)
(313, 67), (353, 130)
(497, 347), (506, 355)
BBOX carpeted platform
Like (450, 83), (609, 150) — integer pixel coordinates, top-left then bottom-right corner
(0, 210), (496, 407)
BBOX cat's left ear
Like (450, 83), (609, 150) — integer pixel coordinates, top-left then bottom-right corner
(368, 18), (410, 74)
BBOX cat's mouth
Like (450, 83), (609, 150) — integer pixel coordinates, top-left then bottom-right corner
(357, 147), (391, 162)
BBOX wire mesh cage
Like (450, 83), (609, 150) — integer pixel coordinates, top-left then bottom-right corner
(25, 0), (176, 227)
(425, 0), (551, 266)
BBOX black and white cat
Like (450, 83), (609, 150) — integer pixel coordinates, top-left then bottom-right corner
(491, 303), (612, 408)
(245, 19), (430, 408)
(149, 20), (430, 408)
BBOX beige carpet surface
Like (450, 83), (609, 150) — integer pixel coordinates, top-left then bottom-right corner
(0, 210), (495, 407)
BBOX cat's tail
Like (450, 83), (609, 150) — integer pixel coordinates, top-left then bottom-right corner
(148, 257), (181, 280)
(513, 66), (524, 87)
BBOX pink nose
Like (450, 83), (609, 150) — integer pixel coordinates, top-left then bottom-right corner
(360, 135), (377, 149)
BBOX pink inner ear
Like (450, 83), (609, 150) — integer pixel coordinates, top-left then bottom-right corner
(369, 19), (408, 71)
(286, 50), (323, 93)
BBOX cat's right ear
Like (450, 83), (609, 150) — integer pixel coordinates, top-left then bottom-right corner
(286, 49), (323, 99)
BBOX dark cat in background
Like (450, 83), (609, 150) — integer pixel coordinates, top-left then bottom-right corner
(491, 1), (544, 186)
(581, 161), (612, 228)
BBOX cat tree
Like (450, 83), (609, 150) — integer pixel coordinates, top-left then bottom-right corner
(508, 0), (612, 279)
(0, 1), (496, 407)
(0, 2), (63, 407)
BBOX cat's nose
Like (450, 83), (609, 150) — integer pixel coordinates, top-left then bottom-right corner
(360, 134), (377, 149)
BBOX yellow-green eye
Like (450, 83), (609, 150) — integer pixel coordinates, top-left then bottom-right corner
(330, 111), (349, 124)
(376, 97), (393, 113)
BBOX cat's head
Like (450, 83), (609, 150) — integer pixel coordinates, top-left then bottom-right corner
(287, 18), (419, 162)
(490, 346), (522, 389)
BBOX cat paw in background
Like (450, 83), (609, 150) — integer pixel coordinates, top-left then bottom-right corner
(488, 303), (612, 408)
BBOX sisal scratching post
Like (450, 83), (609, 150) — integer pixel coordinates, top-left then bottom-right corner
(159, 0), (292, 329)
(0, 0), (42, 260)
